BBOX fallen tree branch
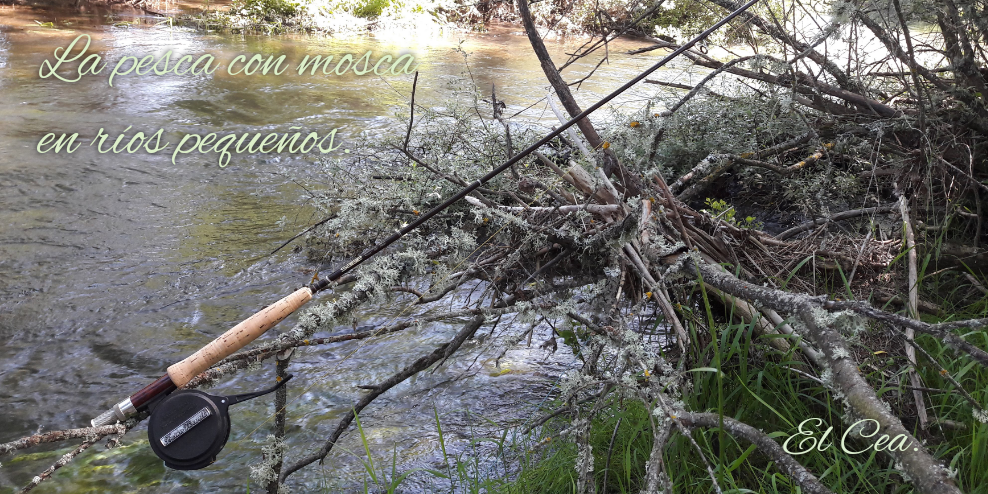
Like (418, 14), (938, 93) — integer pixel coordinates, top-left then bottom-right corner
(0, 423), (129, 458)
(776, 205), (897, 240)
(685, 257), (963, 494)
(638, 40), (900, 117)
(661, 56), (759, 116)
(12, 421), (131, 493)
(465, 195), (621, 214)
(823, 299), (988, 367)
(898, 192), (929, 430)
(704, 0), (858, 92)
(19, 439), (100, 494)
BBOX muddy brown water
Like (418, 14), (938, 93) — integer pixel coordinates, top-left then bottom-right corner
(0, 5), (693, 491)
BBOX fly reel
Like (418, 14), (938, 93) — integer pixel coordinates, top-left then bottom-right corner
(147, 375), (292, 470)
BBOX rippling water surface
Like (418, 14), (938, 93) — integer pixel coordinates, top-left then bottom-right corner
(0, 5), (688, 491)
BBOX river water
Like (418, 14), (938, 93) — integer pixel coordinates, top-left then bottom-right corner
(0, 4), (691, 491)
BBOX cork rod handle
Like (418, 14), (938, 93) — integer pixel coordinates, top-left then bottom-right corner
(167, 287), (313, 387)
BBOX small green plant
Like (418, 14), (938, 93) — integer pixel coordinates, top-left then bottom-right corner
(702, 198), (762, 229)
(352, 408), (452, 493)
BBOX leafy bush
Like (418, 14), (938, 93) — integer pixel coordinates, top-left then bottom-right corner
(313, 0), (440, 20)
(349, 0), (391, 18)
(231, 0), (304, 22)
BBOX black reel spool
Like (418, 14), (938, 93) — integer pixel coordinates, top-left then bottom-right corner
(147, 374), (293, 470)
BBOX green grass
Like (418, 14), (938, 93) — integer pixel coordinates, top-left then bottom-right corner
(496, 400), (652, 494)
(483, 281), (988, 493)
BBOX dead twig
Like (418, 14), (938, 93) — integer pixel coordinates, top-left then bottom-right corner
(776, 205), (897, 240)
(898, 191), (929, 430)
(279, 314), (487, 481)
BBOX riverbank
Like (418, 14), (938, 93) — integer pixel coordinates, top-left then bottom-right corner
(22, 0), (680, 39)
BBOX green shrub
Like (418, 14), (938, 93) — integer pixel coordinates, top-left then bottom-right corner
(351, 0), (391, 17)
(318, 0), (398, 18)
(232, 0), (303, 22)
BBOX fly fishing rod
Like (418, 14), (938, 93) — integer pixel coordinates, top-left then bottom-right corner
(92, 0), (759, 434)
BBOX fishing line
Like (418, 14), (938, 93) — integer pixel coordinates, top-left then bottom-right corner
(230, 0), (763, 444)
(308, 0), (760, 294)
(91, 0), (762, 473)
(255, 2), (770, 460)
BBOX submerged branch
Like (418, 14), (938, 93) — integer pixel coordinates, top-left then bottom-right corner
(279, 314), (487, 481)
